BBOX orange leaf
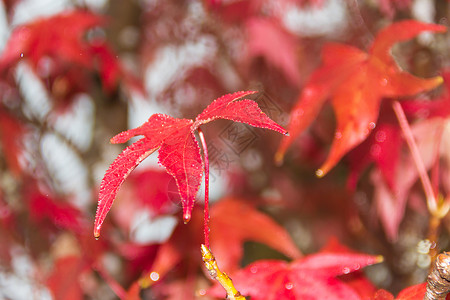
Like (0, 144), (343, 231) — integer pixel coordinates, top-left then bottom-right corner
(276, 20), (445, 176)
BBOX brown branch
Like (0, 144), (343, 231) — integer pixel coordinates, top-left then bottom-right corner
(425, 252), (450, 300)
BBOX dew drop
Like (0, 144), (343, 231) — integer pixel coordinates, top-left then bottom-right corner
(183, 211), (191, 224)
(334, 131), (342, 139)
(375, 130), (386, 143)
(342, 267), (350, 274)
(150, 271), (160, 281)
(285, 282), (294, 290)
(250, 266), (258, 274)
(20, 53), (24, 58)
(315, 169), (324, 178)
(368, 122), (376, 130)
(380, 78), (388, 86)
(198, 289), (206, 296)
(95, 236), (100, 241)
(295, 109), (304, 117)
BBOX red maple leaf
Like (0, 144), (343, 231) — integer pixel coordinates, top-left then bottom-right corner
(320, 237), (378, 299)
(276, 20), (445, 176)
(245, 17), (301, 85)
(208, 242), (382, 300)
(0, 11), (141, 107)
(138, 197), (301, 298)
(28, 189), (85, 234)
(402, 72), (450, 120)
(346, 104), (402, 190)
(371, 117), (444, 240)
(94, 91), (287, 238)
(0, 11), (102, 72)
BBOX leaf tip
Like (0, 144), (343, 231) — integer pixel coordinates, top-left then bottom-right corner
(94, 226), (101, 240)
(183, 211), (191, 224)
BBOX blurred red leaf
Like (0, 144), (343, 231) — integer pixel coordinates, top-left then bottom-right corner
(371, 117), (443, 240)
(47, 255), (85, 300)
(0, 11), (102, 71)
(209, 243), (382, 300)
(0, 109), (25, 176)
(402, 72), (450, 120)
(320, 237), (378, 299)
(276, 20), (445, 176)
(210, 198), (302, 272)
(0, 11), (141, 107)
(245, 17), (301, 85)
(347, 115), (402, 190)
(28, 188), (84, 233)
(138, 197), (300, 299)
(95, 91), (287, 237)
(377, 0), (412, 18)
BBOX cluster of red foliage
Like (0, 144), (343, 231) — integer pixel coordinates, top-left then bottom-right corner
(1, 0), (450, 299)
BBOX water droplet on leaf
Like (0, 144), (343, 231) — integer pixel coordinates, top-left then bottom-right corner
(316, 169), (324, 178)
(285, 282), (294, 290)
(150, 271), (160, 281)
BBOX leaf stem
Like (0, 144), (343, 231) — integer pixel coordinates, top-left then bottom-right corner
(94, 263), (126, 300)
(392, 100), (437, 213)
(198, 127), (210, 248)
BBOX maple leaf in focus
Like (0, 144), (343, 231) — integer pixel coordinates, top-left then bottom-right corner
(94, 91), (287, 238)
(209, 241), (382, 300)
(276, 20), (445, 176)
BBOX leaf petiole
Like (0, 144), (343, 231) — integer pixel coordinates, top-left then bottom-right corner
(198, 127), (210, 248)
(392, 100), (437, 213)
